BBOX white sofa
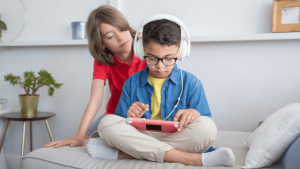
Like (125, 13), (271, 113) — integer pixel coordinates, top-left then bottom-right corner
(22, 131), (284, 169)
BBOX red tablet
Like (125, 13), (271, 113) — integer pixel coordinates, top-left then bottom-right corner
(125, 118), (179, 133)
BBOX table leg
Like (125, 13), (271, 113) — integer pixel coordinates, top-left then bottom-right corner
(30, 121), (32, 152)
(44, 119), (54, 141)
(21, 121), (26, 169)
(0, 120), (9, 153)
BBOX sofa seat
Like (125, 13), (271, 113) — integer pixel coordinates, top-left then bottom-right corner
(22, 131), (285, 169)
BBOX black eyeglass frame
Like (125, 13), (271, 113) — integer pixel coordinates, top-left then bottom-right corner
(143, 56), (177, 66)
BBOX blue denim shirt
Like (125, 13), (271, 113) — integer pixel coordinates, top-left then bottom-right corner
(115, 64), (212, 120)
(114, 64), (215, 153)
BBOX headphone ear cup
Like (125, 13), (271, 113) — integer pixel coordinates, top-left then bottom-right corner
(178, 37), (188, 62)
(135, 38), (144, 60)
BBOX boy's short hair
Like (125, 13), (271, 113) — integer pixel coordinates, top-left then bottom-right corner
(142, 19), (181, 47)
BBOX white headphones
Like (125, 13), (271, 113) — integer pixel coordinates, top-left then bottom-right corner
(133, 14), (191, 62)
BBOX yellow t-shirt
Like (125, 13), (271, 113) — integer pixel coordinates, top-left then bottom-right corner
(147, 74), (167, 120)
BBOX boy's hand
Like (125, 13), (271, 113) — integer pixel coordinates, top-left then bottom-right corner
(127, 102), (149, 118)
(174, 109), (200, 131)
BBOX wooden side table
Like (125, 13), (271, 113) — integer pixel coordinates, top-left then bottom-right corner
(0, 112), (55, 169)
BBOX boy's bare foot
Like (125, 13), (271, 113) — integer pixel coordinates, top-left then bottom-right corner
(164, 149), (203, 166)
(118, 151), (134, 160)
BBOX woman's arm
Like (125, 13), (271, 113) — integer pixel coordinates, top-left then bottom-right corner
(44, 79), (105, 148)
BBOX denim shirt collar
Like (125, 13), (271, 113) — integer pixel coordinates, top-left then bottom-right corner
(140, 64), (181, 86)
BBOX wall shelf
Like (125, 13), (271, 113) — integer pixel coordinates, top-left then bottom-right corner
(0, 40), (88, 47)
(1, 32), (300, 47)
(190, 32), (300, 42)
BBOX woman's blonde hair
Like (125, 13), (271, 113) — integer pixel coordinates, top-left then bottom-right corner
(86, 5), (137, 65)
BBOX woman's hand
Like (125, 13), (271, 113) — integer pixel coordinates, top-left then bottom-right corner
(127, 102), (149, 118)
(43, 136), (84, 148)
(173, 109), (200, 131)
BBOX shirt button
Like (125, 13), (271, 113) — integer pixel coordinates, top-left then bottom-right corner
(163, 108), (165, 110)
(163, 87), (165, 90)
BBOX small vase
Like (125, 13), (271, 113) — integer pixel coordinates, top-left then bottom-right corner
(19, 94), (39, 117)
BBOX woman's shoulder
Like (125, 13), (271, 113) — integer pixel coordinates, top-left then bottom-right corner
(93, 59), (110, 73)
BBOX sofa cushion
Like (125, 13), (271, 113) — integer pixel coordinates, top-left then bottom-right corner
(243, 103), (300, 169)
(22, 131), (284, 169)
(23, 147), (248, 169)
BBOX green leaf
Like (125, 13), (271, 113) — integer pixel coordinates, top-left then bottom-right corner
(24, 78), (32, 88)
(4, 74), (20, 86)
(48, 87), (54, 96)
(54, 83), (63, 88)
(0, 20), (7, 30)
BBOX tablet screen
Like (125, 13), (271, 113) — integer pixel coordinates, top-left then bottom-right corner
(146, 124), (162, 131)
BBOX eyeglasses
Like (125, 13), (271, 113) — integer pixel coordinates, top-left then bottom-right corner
(143, 56), (177, 66)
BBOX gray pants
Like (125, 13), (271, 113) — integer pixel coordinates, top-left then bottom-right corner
(86, 114), (106, 138)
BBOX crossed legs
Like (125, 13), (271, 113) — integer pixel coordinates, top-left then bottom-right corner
(94, 115), (217, 166)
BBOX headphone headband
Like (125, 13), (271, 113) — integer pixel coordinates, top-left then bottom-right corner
(134, 14), (190, 62)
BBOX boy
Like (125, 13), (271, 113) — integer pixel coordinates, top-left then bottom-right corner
(86, 18), (235, 167)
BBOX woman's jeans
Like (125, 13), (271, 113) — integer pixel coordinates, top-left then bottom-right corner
(86, 114), (106, 138)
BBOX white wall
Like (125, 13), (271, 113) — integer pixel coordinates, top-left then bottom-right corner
(0, 0), (109, 41)
(1, 0), (273, 41)
(1, 0), (300, 168)
(120, 0), (273, 36)
(188, 40), (300, 131)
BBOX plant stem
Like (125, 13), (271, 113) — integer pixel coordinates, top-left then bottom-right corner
(34, 84), (45, 92)
(33, 83), (45, 95)
(26, 87), (30, 95)
(19, 82), (28, 95)
(32, 78), (37, 95)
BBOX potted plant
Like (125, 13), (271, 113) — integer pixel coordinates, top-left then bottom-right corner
(4, 70), (63, 117)
(0, 14), (7, 41)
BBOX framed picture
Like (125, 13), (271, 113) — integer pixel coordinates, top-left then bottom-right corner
(272, 0), (300, 33)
